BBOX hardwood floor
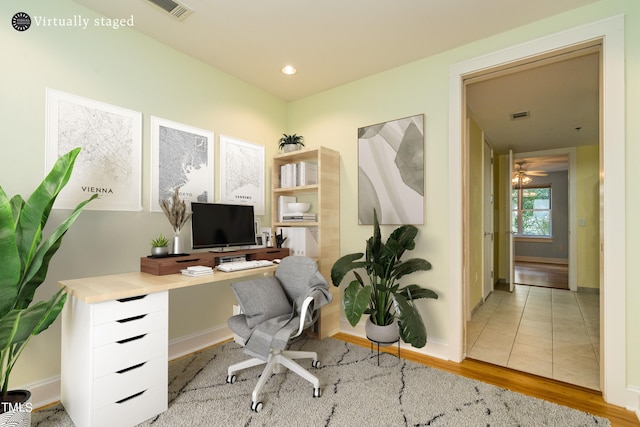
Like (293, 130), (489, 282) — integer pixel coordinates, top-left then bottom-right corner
(515, 261), (569, 289)
(335, 332), (639, 427)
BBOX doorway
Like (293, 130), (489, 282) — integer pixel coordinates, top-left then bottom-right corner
(464, 50), (600, 389)
(448, 15), (629, 406)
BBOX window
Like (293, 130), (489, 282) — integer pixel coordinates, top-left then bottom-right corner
(512, 186), (551, 237)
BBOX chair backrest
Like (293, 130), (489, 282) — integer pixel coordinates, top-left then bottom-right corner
(274, 256), (328, 312)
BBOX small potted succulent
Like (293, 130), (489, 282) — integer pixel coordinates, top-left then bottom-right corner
(150, 234), (169, 256)
(278, 134), (304, 152)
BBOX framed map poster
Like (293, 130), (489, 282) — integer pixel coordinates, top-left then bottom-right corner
(150, 117), (214, 212)
(219, 135), (265, 215)
(45, 88), (142, 211)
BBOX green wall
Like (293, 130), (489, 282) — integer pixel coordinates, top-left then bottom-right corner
(1, 0), (287, 388)
(576, 145), (600, 288)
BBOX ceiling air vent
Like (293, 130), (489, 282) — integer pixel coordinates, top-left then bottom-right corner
(510, 110), (530, 120)
(144, 0), (193, 21)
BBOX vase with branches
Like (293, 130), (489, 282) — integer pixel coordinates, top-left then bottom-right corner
(160, 187), (191, 254)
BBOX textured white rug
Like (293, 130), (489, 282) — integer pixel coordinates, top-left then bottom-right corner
(33, 337), (609, 426)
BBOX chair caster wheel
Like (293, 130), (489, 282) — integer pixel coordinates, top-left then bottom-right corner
(226, 374), (236, 384)
(251, 401), (263, 412)
(311, 360), (320, 369)
(313, 388), (321, 398)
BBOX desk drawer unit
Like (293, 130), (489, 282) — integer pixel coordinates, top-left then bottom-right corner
(61, 291), (168, 427)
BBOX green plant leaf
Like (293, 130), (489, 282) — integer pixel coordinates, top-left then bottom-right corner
(393, 293), (427, 348)
(397, 284), (438, 301)
(330, 252), (365, 286)
(16, 149), (80, 271)
(0, 189), (20, 319)
(392, 258), (432, 280)
(343, 280), (371, 327)
(16, 193), (97, 310)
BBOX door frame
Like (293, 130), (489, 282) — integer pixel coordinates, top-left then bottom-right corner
(448, 16), (630, 407)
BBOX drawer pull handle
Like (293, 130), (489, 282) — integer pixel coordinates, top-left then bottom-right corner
(117, 334), (147, 344)
(117, 295), (147, 303)
(176, 258), (200, 263)
(116, 390), (146, 404)
(116, 362), (147, 374)
(117, 314), (147, 323)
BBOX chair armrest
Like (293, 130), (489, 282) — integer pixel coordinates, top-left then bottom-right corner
(292, 295), (315, 338)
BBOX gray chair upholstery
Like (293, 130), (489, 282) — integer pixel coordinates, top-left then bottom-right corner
(226, 256), (332, 412)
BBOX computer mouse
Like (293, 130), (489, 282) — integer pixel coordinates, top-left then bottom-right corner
(272, 258), (281, 264)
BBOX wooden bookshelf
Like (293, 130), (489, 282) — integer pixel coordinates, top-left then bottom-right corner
(272, 146), (340, 338)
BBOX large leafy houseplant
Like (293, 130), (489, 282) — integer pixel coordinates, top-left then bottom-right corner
(330, 209), (438, 348)
(0, 148), (96, 400)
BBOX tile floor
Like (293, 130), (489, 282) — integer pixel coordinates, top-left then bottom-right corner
(466, 285), (600, 390)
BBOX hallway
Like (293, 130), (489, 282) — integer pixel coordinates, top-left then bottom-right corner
(466, 285), (600, 390)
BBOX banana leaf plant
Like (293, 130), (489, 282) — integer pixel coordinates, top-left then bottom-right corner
(330, 209), (437, 348)
(0, 148), (97, 398)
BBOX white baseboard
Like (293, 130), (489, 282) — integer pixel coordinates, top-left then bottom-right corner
(168, 325), (233, 360)
(19, 376), (62, 410)
(339, 319), (449, 361)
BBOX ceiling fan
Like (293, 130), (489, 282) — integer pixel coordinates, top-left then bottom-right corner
(512, 161), (547, 186)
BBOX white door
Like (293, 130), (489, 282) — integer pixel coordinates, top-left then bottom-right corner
(508, 150), (515, 292)
(482, 139), (494, 299)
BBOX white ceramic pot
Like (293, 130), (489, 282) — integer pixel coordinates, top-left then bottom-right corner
(365, 316), (399, 346)
(283, 144), (301, 152)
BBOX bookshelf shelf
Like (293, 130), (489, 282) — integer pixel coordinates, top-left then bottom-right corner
(273, 221), (318, 227)
(272, 184), (319, 195)
(271, 146), (340, 339)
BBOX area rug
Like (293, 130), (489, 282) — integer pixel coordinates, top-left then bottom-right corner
(33, 337), (609, 426)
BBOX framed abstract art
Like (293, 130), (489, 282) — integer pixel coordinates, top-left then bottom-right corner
(358, 114), (424, 225)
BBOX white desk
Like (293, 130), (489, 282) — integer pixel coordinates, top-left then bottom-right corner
(59, 266), (276, 427)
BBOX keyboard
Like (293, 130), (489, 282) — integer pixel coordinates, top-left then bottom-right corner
(216, 259), (274, 272)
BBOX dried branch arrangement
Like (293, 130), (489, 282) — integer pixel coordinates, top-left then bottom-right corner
(160, 187), (191, 235)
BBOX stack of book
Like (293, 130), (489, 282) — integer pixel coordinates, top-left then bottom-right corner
(282, 213), (316, 222)
(280, 161), (318, 188)
(181, 265), (214, 277)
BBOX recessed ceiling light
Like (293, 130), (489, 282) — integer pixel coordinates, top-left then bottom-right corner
(281, 65), (297, 75)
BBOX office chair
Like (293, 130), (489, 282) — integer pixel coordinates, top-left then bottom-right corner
(226, 256), (332, 412)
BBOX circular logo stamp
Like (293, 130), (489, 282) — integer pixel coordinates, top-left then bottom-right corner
(12, 12), (31, 31)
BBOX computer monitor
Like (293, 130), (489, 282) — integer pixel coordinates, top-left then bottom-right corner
(191, 203), (256, 250)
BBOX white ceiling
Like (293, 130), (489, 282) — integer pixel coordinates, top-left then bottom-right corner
(74, 0), (598, 101)
(466, 50), (600, 156)
(73, 0), (600, 172)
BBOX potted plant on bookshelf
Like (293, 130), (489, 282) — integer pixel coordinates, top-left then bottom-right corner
(278, 133), (304, 152)
(150, 233), (170, 257)
(330, 209), (438, 348)
(0, 148), (96, 426)
(160, 187), (191, 255)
